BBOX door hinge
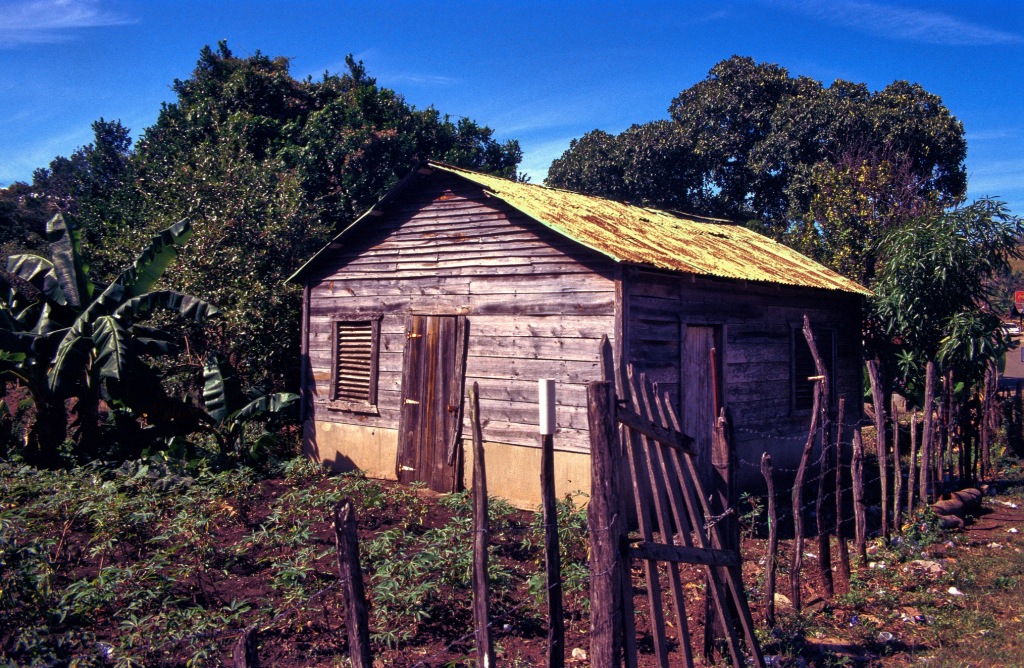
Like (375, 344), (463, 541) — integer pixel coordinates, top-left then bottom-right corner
(400, 465), (415, 472)
(407, 332), (423, 339)
(405, 399), (420, 405)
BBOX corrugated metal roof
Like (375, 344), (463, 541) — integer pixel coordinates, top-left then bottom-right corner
(289, 161), (870, 296)
(430, 162), (870, 295)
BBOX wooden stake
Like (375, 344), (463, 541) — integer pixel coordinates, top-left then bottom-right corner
(760, 453), (778, 628)
(587, 381), (626, 667)
(921, 361), (936, 504)
(232, 626), (258, 668)
(469, 383), (495, 668)
(852, 430), (868, 567)
(541, 431), (565, 668)
(334, 500), (373, 668)
(908, 411), (918, 513)
(834, 397), (851, 584)
(866, 360), (889, 541)
(893, 400), (903, 532)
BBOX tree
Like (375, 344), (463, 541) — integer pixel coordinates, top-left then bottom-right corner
(80, 43), (521, 392)
(547, 55), (967, 247)
(871, 199), (1022, 493)
(794, 149), (940, 286)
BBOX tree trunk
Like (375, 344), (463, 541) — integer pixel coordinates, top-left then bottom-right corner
(24, 396), (67, 468)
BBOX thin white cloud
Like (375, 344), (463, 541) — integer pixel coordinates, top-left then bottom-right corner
(382, 72), (459, 87)
(965, 127), (1023, 142)
(966, 159), (1024, 216)
(0, 0), (135, 47)
(778, 0), (1022, 46)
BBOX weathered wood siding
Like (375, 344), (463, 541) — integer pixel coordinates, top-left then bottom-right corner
(625, 268), (863, 473)
(305, 173), (616, 453)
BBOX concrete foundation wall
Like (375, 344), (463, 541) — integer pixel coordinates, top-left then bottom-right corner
(304, 420), (591, 509)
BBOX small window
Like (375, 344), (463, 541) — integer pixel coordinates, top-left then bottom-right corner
(330, 318), (381, 412)
(792, 328), (835, 412)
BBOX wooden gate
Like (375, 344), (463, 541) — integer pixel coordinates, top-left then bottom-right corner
(587, 349), (764, 667)
(396, 315), (468, 492)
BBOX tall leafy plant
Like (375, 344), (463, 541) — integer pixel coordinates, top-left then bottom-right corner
(0, 214), (217, 465)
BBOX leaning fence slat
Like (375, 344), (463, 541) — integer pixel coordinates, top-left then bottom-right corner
(656, 393), (746, 668)
(334, 500), (373, 668)
(790, 380), (821, 613)
(893, 399), (903, 532)
(469, 383), (495, 668)
(621, 394), (670, 666)
(633, 371), (693, 667)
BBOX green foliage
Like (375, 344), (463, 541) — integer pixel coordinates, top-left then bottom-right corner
(548, 55), (966, 250)
(194, 353), (298, 461)
(0, 214), (217, 465)
(67, 42), (520, 393)
(872, 199), (1023, 387)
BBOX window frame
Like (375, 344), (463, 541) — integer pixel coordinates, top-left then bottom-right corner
(791, 325), (836, 415)
(328, 314), (382, 414)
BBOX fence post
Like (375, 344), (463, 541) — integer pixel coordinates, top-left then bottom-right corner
(232, 625), (258, 668)
(587, 380), (625, 667)
(760, 453), (778, 628)
(539, 380), (565, 668)
(469, 383), (496, 668)
(852, 430), (868, 567)
(921, 361), (937, 503)
(892, 399), (903, 532)
(834, 396), (851, 584)
(334, 500), (373, 668)
(866, 359), (889, 541)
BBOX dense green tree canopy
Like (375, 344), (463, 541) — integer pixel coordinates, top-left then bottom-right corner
(4, 42), (522, 393)
(547, 55), (967, 260)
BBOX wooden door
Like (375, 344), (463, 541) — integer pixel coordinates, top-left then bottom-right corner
(397, 315), (467, 492)
(681, 325), (721, 487)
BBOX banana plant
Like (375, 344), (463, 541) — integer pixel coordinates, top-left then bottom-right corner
(0, 214), (218, 465)
(196, 354), (298, 460)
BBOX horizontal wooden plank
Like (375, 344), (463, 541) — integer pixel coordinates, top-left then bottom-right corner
(628, 541), (739, 568)
(313, 258), (608, 281)
(469, 396), (591, 431)
(617, 406), (694, 454)
(309, 292), (615, 318)
(465, 356), (603, 384)
(468, 335), (604, 363)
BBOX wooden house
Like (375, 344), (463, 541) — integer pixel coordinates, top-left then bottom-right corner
(288, 161), (869, 508)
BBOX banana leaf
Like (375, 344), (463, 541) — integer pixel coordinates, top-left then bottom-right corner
(47, 319), (92, 393)
(115, 219), (193, 297)
(93, 316), (130, 381)
(228, 392), (299, 425)
(202, 354), (245, 425)
(4, 255), (66, 305)
(45, 214), (93, 308)
(114, 290), (219, 324)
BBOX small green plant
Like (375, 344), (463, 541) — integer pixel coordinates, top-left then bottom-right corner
(738, 491), (765, 539)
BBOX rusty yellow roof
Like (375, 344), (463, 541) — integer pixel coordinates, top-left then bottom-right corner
(430, 163), (870, 295)
(290, 161), (869, 295)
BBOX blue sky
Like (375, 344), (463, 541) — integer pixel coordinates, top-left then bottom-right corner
(1, 0), (1021, 214)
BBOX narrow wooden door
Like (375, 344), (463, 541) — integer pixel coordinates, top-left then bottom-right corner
(397, 315), (467, 492)
(681, 325), (721, 487)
